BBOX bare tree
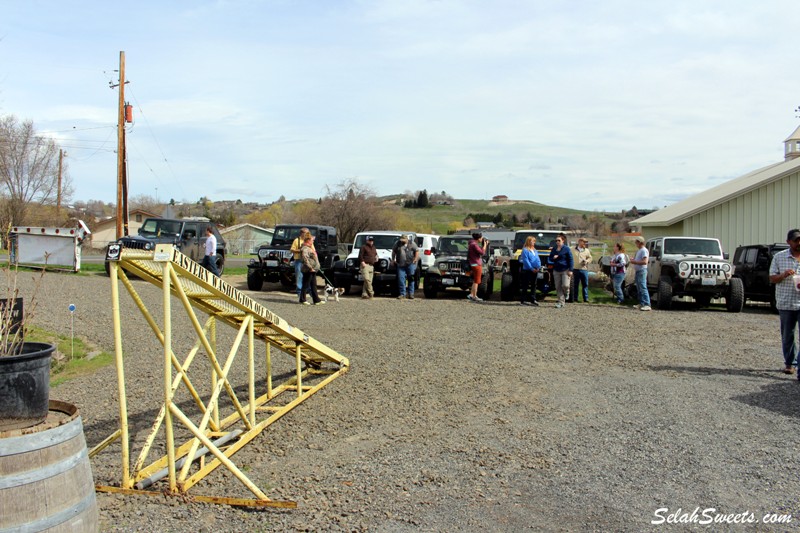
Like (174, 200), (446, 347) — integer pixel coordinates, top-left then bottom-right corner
(317, 179), (391, 242)
(0, 115), (71, 227)
(129, 194), (160, 213)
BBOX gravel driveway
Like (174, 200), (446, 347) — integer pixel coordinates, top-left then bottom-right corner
(11, 270), (800, 532)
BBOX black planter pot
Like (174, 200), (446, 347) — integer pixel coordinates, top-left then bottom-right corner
(0, 342), (55, 431)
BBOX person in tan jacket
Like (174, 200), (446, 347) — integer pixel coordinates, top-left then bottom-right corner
(570, 238), (593, 303)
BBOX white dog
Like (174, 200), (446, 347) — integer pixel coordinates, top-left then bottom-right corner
(323, 284), (345, 302)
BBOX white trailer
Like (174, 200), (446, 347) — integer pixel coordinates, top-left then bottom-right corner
(10, 221), (92, 272)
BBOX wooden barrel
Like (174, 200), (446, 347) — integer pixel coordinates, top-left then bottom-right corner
(0, 400), (99, 532)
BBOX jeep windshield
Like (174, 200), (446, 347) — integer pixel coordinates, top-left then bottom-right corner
(139, 219), (182, 238)
(353, 234), (402, 249)
(513, 232), (562, 252)
(271, 226), (320, 246)
(436, 237), (471, 256)
(663, 238), (722, 256)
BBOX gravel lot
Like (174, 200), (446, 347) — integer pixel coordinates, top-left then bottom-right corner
(11, 270), (800, 532)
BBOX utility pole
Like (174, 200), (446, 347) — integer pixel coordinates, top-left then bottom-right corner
(57, 149), (65, 219)
(114, 51), (129, 239)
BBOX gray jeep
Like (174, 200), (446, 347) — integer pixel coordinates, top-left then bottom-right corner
(645, 236), (743, 312)
(423, 235), (494, 299)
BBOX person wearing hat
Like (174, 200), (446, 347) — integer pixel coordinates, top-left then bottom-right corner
(358, 235), (378, 299)
(769, 229), (800, 375)
(391, 234), (419, 299)
(629, 236), (651, 311)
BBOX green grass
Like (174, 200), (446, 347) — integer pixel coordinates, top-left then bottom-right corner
(25, 325), (115, 387)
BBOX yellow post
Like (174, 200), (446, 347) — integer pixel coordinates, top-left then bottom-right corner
(163, 261), (176, 492)
(109, 261), (131, 487)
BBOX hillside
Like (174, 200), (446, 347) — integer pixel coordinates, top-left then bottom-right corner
(386, 197), (600, 235)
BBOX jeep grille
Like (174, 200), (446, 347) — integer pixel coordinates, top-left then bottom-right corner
(259, 249), (293, 261)
(119, 239), (153, 251)
(441, 260), (467, 274)
(688, 263), (723, 276)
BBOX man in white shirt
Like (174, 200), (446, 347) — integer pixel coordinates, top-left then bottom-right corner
(630, 236), (651, 311)
(202, 226), (220, 277)
(769, 228), (800, 375)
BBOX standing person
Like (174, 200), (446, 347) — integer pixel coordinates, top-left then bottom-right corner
(202, 226), (220, 277)
(609, 243), (628, 304)
(358, 235), (378, 299)
(520, 236), (541, 306)
(392, 235), (419, 300)
(769, 229), (800, 375)
(570, 237), (592, 303)
(630, 236), (652, 311)
(548, 235), (573, 308)
(299, 235), (324, 305)
(467, 232), (489, 302)
(290, 228), (310, 299)
(558, 232), (571, 302)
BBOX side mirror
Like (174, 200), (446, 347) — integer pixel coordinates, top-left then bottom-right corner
(723, 252), (729, 260)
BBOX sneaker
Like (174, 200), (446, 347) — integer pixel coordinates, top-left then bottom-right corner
(301, 301), (310, 306)
(640, 305), (652, 311)
(397, 295), (405, 300)
(467, 295), (475, 301)
(315, 301), (326, 305)
(473, 296), (483, 302)
(361, 295), (370, 299)
(783, 367), (794, 375)
(555, 303), (563, 308)
(531, 301), (540, 307)
(408, 294), (415, 300)
(520, 301), (529, 306)
(632, 305), (640, 309)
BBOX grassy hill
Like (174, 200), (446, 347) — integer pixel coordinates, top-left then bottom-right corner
(388, 197), (599, 235)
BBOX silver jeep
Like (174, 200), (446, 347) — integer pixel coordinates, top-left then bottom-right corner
(645, 236), (743, 312)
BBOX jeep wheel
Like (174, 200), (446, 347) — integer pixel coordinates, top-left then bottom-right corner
(216, 255), (225, 276)
(656, 276), (673, 310)
(279, 273), (294, 289)
(478, 271), (491, 299)
(500, 272), (515, 301)
(423, 277), (437, 299)
(247, 269), (264, 291)
(726, 277), (744, 313)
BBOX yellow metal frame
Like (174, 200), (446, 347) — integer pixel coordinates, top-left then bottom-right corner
(92, 244), (349, 508)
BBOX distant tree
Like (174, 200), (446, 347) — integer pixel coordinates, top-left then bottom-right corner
(129, 194), (160, 213)
(416, 189), (429, 208)
(463, 216), (475, 228)
(169, 198), (176, 206)
(492, 212), (503, 225)
(317, 179), (391, 242)
(587, 214), (609, 237)
(0, 115), (72, 228)
(511, 213), (519, 227)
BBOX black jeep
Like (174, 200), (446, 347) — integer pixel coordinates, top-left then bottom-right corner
(732, 243), (788, 311)
(247, 224), (339, 291)
(423, 235), (494, 299)
(109, 217), (226, 274)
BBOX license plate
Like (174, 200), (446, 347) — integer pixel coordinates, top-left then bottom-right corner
(443, 278), (455, 286)
(701, 276), (716, 286)
(265, 260), (278, 267)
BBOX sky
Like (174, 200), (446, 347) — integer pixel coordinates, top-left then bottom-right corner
(2, 0), (799, 212)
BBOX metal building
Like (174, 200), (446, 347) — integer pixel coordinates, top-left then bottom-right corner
(632, 127), (800, 254)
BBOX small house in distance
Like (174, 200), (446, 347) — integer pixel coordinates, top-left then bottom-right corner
(89, 209), (159, 249)
(219, 223), (273, 255)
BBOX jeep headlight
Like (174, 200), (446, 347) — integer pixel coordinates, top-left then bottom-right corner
(346, 258), (355, 268)
(722, 263), (731, 273)
(679, 261), (690, 272)
(439, 262), (448, 272)
(258, 249), (269, 259)
(379, 258), (389, 269)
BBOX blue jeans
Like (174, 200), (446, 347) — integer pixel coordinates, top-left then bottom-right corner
(778, 309), (799, 368)
(635, 269), (650, 307)
(397, 263), (416, 296)
(294, 260), (303, 297)
(612, 273), (625, 303)
(202, 255), (220, 277)
(572, 269), (589, 302)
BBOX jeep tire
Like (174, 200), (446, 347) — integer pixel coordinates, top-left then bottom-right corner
(423, 277), (437, 299)
(726, 277), (744, 313)
(500, 272), (515, 301)
(657, 276), (673, 310)
(247, 269), (264, 291)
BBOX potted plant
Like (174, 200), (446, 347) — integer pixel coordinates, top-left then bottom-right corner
(0, 259), (54, 431)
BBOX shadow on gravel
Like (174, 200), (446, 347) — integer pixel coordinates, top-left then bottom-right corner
(731, 381), (800, 419)
(649, 365), (789, 381)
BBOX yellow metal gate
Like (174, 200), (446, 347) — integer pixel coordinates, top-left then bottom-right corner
(93, 244), (349, 507)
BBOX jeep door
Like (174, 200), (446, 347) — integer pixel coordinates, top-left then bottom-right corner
(181, 222), (201, 262)
(751, 248), (771, 297)
(646, 239), (662, 287)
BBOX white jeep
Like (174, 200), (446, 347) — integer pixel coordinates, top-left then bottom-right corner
(645, 236), (743, 312)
